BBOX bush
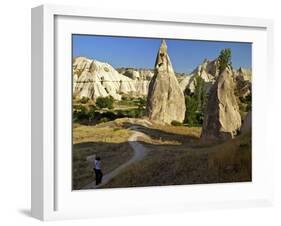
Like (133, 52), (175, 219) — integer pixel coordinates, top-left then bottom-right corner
(171, 120), (182, 126)
(87, 106), (96, 123)
(136, 97), (147, 109)
(96, 96), (114, 109)
(73, 104), (98, 124)
(114, 108), (144, 119)
(73, 104), (87, 112)
(79, 96), (90, 104)
(73, 105), (88, 121)
(128, 109), (141, 118)
(121, 95), (130, 101)
(99, 117), (109, 123)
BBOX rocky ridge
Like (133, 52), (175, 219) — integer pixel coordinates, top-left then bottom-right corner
(179, 59), (252, 96)
(73, 57), (151, 100)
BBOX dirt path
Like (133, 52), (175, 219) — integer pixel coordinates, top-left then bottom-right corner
(82, 125), (150, 189)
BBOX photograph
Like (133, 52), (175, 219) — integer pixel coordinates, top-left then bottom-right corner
(72, 35), (252, 190)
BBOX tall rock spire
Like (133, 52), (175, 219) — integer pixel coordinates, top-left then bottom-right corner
(201, 67), (242, 141)
(146, 40), (186, 124)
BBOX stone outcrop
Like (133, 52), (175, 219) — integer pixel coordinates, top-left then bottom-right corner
(180, 59), (220, 94)
(73, 57), (150, 101)
(241, 110), (251, 134)
(117, 68), (154, 81)
(116, 68), (153, 97)
(180, 59), (252, 97)
(234, 67), (252, 81)
(233, 67), (252, 98)
(200, 67), (242, 141)
(146, 40), (186, 124)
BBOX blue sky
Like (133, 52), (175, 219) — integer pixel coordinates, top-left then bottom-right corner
(72, 34), (252, 73)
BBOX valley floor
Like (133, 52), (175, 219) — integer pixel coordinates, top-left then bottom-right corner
(73, 118), (251, 190)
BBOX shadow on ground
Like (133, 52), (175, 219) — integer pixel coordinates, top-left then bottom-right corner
(18, 209), (31, 218)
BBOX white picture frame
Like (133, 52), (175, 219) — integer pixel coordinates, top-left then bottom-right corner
(31, 4), (274, 221)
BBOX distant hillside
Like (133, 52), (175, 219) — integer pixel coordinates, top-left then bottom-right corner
(73, 56), (251, 102)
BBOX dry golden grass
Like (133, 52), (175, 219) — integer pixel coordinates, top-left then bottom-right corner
(103, 129), (252, 188)
(73, 118), (251, 189)
(152, 124), (202, 138)
(73, 123), (132, 144)
(73, 122), (134, 190)
(206, 133), (252, 182)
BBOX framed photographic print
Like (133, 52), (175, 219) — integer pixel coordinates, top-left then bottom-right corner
(31, 4), (274, 221)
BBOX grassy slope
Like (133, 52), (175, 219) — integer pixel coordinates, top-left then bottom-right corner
(73, 117), (251, 190)
(72, 120), (134, 189)
(103, 122), (251, 188)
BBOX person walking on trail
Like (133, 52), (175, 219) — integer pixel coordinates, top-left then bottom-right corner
(94, 156), (103, 185)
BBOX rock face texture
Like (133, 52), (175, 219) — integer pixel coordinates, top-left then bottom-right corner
(117, 68), (154, 81)
(116, 68), (153, 97)
(233, 67), (252, 99)
(73, 57), (150, 101)
(201, 67), (242, 141)
(234, 67), (252, 81)
(146, 40), (186, 124)
(180, 59), (220, 94)
(241, 110), (252, 134)
(180, 59), (252, 97)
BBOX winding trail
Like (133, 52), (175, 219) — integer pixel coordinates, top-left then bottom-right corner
(83, 125), (150, 189)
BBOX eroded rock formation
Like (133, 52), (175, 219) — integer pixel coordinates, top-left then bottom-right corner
(146, 40), (186, 124)
(180, 59), (252, 97)
(200, 67), (242, 141)
(73, 57), (152, 100)
(117, 68), (154, 81)
(180, 59), (220, 94)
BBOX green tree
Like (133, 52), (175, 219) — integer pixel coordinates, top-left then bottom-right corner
(218, 48), (232, 73)
(184, 76), (206, 126)
(88, 106), (97, 123)
(73, 105), (88, 122)
(194, 76), (205, 112)
(184, 96), (198, 125)
(96, 96), (114, 109)
(136, 97), (147, 112)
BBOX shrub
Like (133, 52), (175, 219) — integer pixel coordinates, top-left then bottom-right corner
(99, 117), (109, 123)
(171, 120), (182, 126)
(79, 96), (90, 104)
(114, 108), (144, 119)
(87, 106), (96, 123)
(113, 128), (121, 132)
(73, 106), (88, 121)
(73, 104), (98, 124)
(73, 104), (87, 112)
(96, 96), (114, 109)
(121, 95), (130, 101)
(137, 97), (146, 105)
(136, 97), (147, 110)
